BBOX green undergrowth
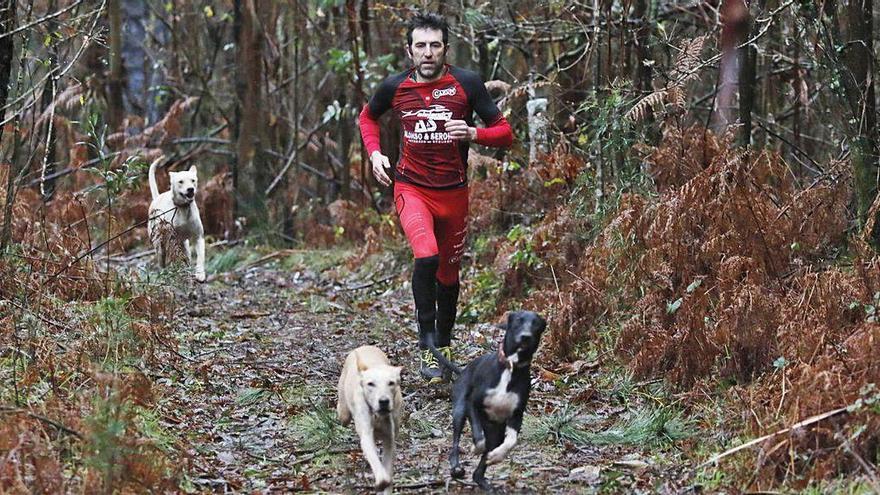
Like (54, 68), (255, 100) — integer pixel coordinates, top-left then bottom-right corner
(287, 401), (352, 451)
(526, 397), (695, 450)
(1, 264), (182, 490)
(203, 245), (262, 274)
(281, 248), (353, 273)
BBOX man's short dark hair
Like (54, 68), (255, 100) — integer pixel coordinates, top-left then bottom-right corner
(406, 12), (448, 46)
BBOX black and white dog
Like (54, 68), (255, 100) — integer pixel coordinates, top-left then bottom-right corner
(430, 310), (546, 491)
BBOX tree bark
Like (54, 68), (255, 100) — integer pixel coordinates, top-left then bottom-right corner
(738, 32), (756, 147)
(845, 0), (878, 240)
(0, 0), (17, 253)
(122, 0), (147, 117)
(107, 0), (124, 131)
(0, 0), (15, 146)
(234, 0), (269, 224)
(633, 0), (652, 94)
(40, 0), (58, 201)
(145, 2), (169, 124)
(713, 0), (749, 134)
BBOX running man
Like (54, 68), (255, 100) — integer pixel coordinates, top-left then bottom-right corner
(359, 12), (513, 382)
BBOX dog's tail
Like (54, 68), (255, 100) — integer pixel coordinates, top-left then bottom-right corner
(428, 343), (462, 376)
(148, 157), (162, 200)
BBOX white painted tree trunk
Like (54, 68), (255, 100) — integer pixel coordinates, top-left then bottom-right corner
(526, 96), (548, 163)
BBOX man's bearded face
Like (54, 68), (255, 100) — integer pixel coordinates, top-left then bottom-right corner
(408, 28), (446, 81)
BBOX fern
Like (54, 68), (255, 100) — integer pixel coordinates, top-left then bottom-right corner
(625, 90), (668, 123)
(670, 35), (709, 85)
(626, 36), (709, 123)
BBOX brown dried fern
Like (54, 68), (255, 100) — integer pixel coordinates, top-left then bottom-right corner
(626, 36), (709, 123)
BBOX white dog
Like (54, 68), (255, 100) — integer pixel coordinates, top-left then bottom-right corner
(337, 345), (402, 493)
(147, 158), (206, 282)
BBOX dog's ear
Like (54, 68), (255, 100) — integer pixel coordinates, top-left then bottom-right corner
(392, 366), (402, 381)
(188, 164), (197, 175)
(505, 311), (518, 329)
(355, 353), (368, 372)
(528, 312), (547, 333)
(495, 311), (510, 330)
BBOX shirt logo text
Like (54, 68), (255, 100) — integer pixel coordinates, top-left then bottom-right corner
(432, 86), (456, 99)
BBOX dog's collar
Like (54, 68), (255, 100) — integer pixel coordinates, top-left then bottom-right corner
(498, 344), (532, 370)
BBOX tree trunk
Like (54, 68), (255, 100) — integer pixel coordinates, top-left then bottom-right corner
(40, 0), (58, 201)
(713, 0), (749, 133)
(845, 0), (878, 240)
(122, 0), (147, 117)
(593, 0), (604, 210)
(527, 67), (549, 164)
(145, 4), (169, 124)
(0, 0), (14, 146)
(738, 34), (756, 147)
(107, 0), (124, 131)
(633, 0), (652, 94)
(359, 0), (370, 58)
(234, 0), (269, 225)
(793, 22), (802, 174)
(0, 0), (17, 253)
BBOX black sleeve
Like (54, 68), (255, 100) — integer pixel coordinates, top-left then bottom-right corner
(367, 70), (409, 118)
(450, 66), (503, 125)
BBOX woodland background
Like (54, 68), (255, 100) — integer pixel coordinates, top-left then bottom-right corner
(1, 0), (880, 493)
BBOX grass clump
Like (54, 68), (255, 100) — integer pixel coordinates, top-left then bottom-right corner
(288, 402), (352, 450)
(589, 404), (694, 447)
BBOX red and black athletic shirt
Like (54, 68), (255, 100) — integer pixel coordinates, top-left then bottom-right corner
(359, 64), (512, 189)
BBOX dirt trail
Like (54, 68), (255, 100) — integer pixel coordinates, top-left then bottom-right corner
(151, 254), (696, 493)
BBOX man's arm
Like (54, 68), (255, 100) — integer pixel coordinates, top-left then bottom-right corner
(473, 117), (512, 148)
(359, 105), (383, 156)
(358, 72), (407, 186)
(359, 105), (392, 187)
(359, 74), (399, 154)
(450, 67), (513, 148)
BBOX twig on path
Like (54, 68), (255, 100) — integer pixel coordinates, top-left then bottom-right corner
(230, 310), (273, 319)
(202, 250), (299, 283)
(340, 273), (398, 291)
(0, 406), (83, 438)
(288, 447), (355, 467)
(352, 479), (477, 491)
(237, 250), (295, 272)
(699, 406), (848, 467)
(393, 479), (453, 491)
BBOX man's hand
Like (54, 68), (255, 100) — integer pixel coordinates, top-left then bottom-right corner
(370, 150), (392, 187)
(445, 120), (476, 141)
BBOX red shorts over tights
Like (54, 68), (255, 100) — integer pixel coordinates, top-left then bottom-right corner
(394, 181), (468, 286)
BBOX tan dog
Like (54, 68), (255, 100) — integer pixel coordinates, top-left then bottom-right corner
(337, 345), (402, 493)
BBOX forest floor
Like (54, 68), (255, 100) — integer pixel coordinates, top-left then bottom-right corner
(128, 245), (713, 494)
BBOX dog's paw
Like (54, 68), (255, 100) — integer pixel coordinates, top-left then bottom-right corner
(451, 465), (465, 479)
(374, 473), (391, 491)
(474, 475), (495, 492)
(486, 447), (507, 465)
(473, 439), (486, 455)
(194, 270), (206, 283)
